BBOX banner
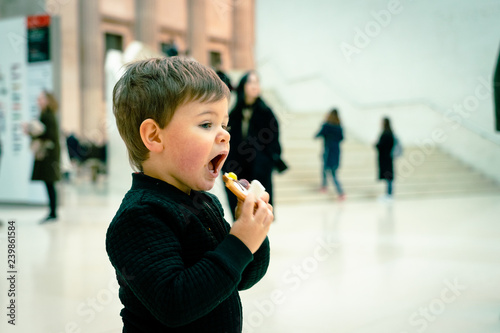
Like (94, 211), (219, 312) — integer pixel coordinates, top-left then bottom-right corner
(0, 15), (53, 204)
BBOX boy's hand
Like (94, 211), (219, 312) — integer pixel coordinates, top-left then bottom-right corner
(230, 193), (273, 254)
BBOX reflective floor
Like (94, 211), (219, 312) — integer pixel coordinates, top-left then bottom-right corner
(1, 178), (500, 333)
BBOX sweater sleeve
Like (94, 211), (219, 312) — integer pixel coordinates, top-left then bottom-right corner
(238, 236), (270, 290)
(106, 205), (254, 328)
(315, 124), (325, 138)
(208, 192), (270, 291)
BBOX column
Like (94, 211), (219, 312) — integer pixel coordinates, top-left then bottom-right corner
(135, 0), (158, 52)
(79, 0), (103, 139)
(232, 0), (255, 70)
(188, 0), (207, 64)
(59, 0), (81, 135)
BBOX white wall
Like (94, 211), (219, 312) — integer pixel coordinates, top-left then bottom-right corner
(255, 0), (500, 182)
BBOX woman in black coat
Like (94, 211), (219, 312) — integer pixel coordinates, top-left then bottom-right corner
(25, 91), (61, 222)
(494, 44), (500, 131)
(375, 117), (395, 199)
(222, 71), (283, 219)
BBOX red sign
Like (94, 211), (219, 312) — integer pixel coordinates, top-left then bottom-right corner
(27, 15), (50, 29)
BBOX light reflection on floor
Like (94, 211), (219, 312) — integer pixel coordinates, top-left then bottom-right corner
(1, 180), (499, 332)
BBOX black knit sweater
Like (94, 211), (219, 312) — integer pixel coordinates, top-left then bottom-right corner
(106, 173), (270, 332)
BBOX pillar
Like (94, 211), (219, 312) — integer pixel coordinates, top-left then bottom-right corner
(232, 0), (254, 70)
(188, 0), (207, 64)
(58, 0), (81, 135)
(135, 0), (158, 52)
(79, 0), (103, 140)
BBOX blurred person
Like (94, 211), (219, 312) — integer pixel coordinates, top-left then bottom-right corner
(222, 71), (286, 220)
(66, 132), (86, 163)
(24, 90), (61, 222)
(375, 117), (395, 200)
(494, 44), (500, 131)
(315, 108), (345, 200)
(164, 38), (178, 57)
(214, 59), (233, 91)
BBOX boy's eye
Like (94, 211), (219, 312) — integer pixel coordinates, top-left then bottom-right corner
(223, 124), (231, 131)
(200, 122), (212, 129)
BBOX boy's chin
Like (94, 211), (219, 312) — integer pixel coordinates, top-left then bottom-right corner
(192, 180), (216, 192)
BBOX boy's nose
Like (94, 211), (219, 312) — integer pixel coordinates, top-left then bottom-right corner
(217, 129), (230, 143)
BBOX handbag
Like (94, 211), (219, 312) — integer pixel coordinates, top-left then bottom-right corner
(391, 137), (403, 158)
(30, 139), (54, 161)
(27, 119), (51, 160)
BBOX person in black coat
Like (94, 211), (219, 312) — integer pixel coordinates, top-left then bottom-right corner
(222, 71), (283, 220)
(375, 117), (395, 199)
(315, 108), (345, 200)
(214, 59), (233, 92)
(24, 90), (61, 222)
(494, 44), (500, 131)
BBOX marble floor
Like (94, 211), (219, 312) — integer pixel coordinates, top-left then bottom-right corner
(1, 178), (500, 333)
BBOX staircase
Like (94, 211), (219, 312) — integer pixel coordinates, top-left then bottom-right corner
(273, 112), (500, 204)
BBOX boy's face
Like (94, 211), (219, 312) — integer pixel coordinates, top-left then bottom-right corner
(157, 98), (230, 194)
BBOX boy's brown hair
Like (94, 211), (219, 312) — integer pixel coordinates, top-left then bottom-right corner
(113, 56), (230, 171)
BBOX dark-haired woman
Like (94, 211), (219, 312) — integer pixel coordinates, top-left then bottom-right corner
(222, 71), (283, 220)
(375, 117), (395, 200)
(25, 91), (61, 222)
(315, 108), (345, 200)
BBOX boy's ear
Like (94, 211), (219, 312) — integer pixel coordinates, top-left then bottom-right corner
(140, 119), (164, 153)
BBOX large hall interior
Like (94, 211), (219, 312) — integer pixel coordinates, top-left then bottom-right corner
(1, 0), (500, 332)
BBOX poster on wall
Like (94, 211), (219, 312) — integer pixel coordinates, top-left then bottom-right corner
(0, 15), (54, 204)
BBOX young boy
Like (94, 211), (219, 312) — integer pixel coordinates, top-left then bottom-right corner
(106, 57), (273, 332)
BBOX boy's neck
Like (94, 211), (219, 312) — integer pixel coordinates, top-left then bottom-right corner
(141, 161), (192, 195)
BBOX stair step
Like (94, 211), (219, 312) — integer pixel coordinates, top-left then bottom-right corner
(274, 187), (500, 205)
(278, 165), (483, 176)
(276, 176), (494, 186)
(252, 104), (500, 203)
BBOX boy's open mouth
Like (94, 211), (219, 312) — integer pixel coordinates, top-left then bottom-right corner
(208, 153), (226, 174)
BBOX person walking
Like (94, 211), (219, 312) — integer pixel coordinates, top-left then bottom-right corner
(214, 59), (233, 92)
(315, 108), (345, 200)
(24, 90), (61, 222)
(222, 70), (285, 220)
(494, 43), (500, 131)
(375, 117), (395, 201)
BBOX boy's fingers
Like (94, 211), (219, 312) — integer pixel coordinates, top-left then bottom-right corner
(254, 199), (272, 223)
(241, 193), (256, 217)
(260, 191), (270, 204)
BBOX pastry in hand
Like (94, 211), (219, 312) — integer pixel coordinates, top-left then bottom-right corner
(222, 172), (265, 202)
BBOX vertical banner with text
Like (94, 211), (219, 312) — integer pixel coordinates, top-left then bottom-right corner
(0, 15), (53, 204)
